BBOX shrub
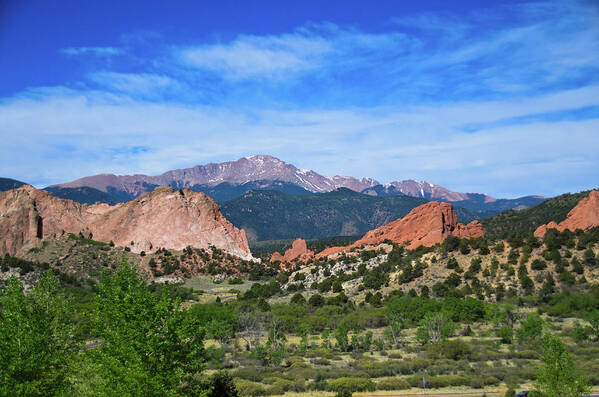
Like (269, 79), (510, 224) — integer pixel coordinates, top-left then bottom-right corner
(447, 257), (459, 269)
(413, 374), (470, 388)
(427, 339), (472, 360)
(232, 367), (265, 382)
(228, 277), (244, 285)
(443, 236), (460, 252)
(290, 293), (306, 305)
(584, 248), (596, 266)
(327, 377), (376, 393)
(377, 378), (410, 390)
(496, 325), (514, 344)
(459, 241), (471, 255)
(205, 371), (239, 397)
(531, 259), (547, 270)
(494, 242), (505, 253)
(470, 375), (500, 389)
(309, 294), (325, 307)
(267, 378), (294, 395)
(517, 313), (544, 346)
(234, 379), (267, 396)
(518, 350), (539, 359)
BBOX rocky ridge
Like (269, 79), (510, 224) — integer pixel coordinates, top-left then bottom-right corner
(315, 201), (484, 258)
(534, 190), (599, 237)
(0, 185), (253, 260)
(270, 238), (314, 264)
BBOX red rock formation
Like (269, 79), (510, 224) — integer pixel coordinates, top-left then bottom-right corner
(534, 190), (599, 237)
(270, 238), (314, 263)
(316, 201), (484, 259)
(270, 251), (285, 263)
(0, 185), (253, 260)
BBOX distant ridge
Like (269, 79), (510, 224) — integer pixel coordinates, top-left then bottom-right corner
(0, 177), (26, 192)
(49, 155), (545, 211)
(43, 186), (119, 205)
(482, 189), (597, 238)
(219, 188), (496, 242)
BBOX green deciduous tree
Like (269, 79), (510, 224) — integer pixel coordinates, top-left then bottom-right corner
(586, 310), (599, 341)
(517, 313), (544, 348)
(296, 323), (313, 350)
(334, 323), (350, 352)
(84, 264), (207, 396)
(534, 334), (590, 397)
(0, 272), (78, 397)
(419, 312), (455, 343)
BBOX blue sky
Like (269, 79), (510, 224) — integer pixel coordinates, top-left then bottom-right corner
(0, 0), (598, 198)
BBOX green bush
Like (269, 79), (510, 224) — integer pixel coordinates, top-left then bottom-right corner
(531, 259), (547, 270)
(496, 325), (514, 344)
(228, 277), (244, 285)
(377, 378), (410, 390)
(427, 339), (472, 360)
(327, 377), (376, 393)
(290, 293), (306, 305)
(309, 294), (325, 307)
(409, 374), (471, 388)
(205, 371), (239, 397)
(232, 367), (265, 382)
(470, 375), (500, 389)
(234, 379), (267, 396)
(266, 378), (294, 395)
(518, 349), (539, 359)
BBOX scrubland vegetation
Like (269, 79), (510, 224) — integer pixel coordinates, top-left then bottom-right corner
(1, 227), (599, 396)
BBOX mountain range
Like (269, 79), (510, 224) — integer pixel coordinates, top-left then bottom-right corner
(44, 154), (545, 207)
(1, 155), (550, 242)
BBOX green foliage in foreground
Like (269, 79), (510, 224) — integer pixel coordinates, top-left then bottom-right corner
(534, 334), (591, 397)
(80, 265), (206, 396)
(0, 272), (77, 396)
(0, 266), (239, 397)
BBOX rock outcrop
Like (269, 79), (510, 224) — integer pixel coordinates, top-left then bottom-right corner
(0, 185), (253, 260)
(534, 190), (599, 237)
(316, 201), (484, 258)
(270, 238), (314, 263)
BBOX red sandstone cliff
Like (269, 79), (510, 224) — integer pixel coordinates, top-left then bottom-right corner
(316, 201), (484, 258)
(534, 190), (599, 237)
(0, 185), (253, 260)
(270, 238), (314, 263)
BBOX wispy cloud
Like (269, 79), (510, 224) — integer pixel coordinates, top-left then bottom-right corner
(61, 46), (124, 57)
(178, 34), (331, 80)
(87, 72), (185, 99)
(1, 84), (598, 196)
(176, 24), (411, 82)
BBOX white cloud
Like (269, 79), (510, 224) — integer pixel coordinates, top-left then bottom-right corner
(176, 25), (411, 80)
(0, 85), (597, 197)
(61, 46), (123, 57)
(87, 72), (184, 97)
(178, 33), (331, 79)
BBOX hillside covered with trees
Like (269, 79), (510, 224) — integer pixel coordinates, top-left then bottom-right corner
(482, 190), (595, 239)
